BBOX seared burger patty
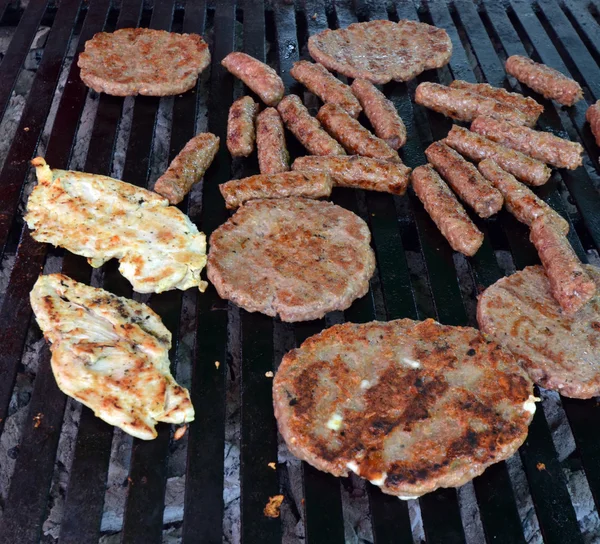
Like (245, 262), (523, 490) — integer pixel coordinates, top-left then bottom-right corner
(274, 318), (535, 499)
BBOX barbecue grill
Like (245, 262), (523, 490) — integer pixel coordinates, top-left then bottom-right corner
(0, 0), (599, 542)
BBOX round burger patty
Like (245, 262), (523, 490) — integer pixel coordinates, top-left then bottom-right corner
(207, 198), (375, 322)
(274, 319), (535, 499)
(478, 265), (600, 399)
(78, 29), (210, 96)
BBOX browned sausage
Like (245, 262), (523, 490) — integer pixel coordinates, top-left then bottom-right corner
(316, 103), (400, 162)
(411, 165), (484, 256)
(221, 52), (284, 106)
(530, 215), (596, 314)
(350, 78), (407, 149)
(277, 94), (346, 156)
(444, 125), (551, 186)
(290, 60), (362, 118)
(256, 108), (289, 174)
(227, 96), (259, 157)
(219, 172), (333, 209)
(478, 158), (568, 233)
(586, 100), (600, 147)
(449, 80), (543, 127)
(471, 116), (583, 170)
(292, 155), (411, 195)
(425, 141), (503, 218)
(505, 55), (583, 107)
(414, 82), (529, 125)
(154, 133), (219, 204)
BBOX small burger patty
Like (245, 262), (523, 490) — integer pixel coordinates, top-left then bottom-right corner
(207, 198), (375, 322)
(274, 318), (535, 499)
(478, 265), (600, 399)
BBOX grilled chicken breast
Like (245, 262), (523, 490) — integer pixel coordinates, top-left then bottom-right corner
(30, 274), (194, 440)
(25, 158), (207, 293)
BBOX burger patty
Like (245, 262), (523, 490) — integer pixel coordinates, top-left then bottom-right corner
(274, 318), (535, 499)
(78, 29), (210, 96)
(207, 198), (376, 322)
(478, 265), (600, 398)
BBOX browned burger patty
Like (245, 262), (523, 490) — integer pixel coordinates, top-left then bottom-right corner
(586, 101), (600, 147)
(219, 172), (333, 209)
(505, 55), (583, 107)
(273, 318), (535, 498)
(154, 133), (219, 204)
(444, 125), (551, 186)
(292, 155), (411, 195)
(530, 215), (596, 315)
(221, 52), (284, 106)
(478, 159), (568, 233)
(449, 81), (543, 127)
(78, 29), (210, 97)
(227, 96), (259, 157)
(207, 198), (376, 322)
(277, 95), (346, 156)
(350, 79), (407, 149)
(290, 61), (362, 118)
(256, 108), (289, 174)
(411, 165), (484, 256)
(317, 103), (400, 163)
(425, 142), (503, 218)
(308, 20), (452, 84)
(415, 82), (529, 125)
(478, 265), (600, 398)
(471, 116), (583, 170)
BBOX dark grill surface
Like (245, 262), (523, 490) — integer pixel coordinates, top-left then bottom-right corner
(0, 0), (599, 542)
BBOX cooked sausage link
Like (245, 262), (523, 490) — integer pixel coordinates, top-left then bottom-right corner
(411, 165), (484, 256)
(277, 95), (346, 156)
(227, 96), (259, 157)
(449, 80), (543, 127)
(414, 82), (529, 125)
(350, 78), (407, 149)
(530, 215), (596, 314)
(219, 172), (333, 209)
(292, 155), (411, 195)
(316, 103), (400, 163)
(478, 158), (568, 233)
(256, 108), (289, 174)
(586, 101), (600, 147)
(221, 52), (284, 106)
(471, 116), (583, 170)
(154, 133), (219, 204)
(290, 60), (362, 118)
(444, 125), (551, 186)
(505, 55), (583, 107)
(425, 141), (503, 218)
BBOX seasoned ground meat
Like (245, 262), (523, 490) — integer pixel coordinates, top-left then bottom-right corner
(227, 96), (259, 157)
(586, 100), (600, 147)
(256, 108), (289, 174)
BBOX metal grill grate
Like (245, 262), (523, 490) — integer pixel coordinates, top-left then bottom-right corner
(0, 0), (599, 542)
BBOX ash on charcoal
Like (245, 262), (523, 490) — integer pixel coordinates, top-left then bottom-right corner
(457, 481), (485, 544)
(540, 389), (576, 462)
(340, 474), (373, 544)
(453, 252), (478, 328)
(110, 96), (135, 181)
(563, 467), (600, 544)
(69, 90), (100, 171)
(149, 96), (174, 188)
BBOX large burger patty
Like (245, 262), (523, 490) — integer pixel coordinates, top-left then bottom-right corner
(206, 198), (375, 322)
(273, 319), (535, 499)
(478, 265), (600, 398)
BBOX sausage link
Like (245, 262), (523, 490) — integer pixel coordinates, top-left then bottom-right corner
(414, 82), (529, 125)
(530, 215), (596, 314)
(219, 172), (333, 209)
(221, 52), (284, 106)
(505, 55), (583, 107)
(292, 155), (411, 195)
(154, 133), (219, 204)
(586, 101), (600, 147)
(471, 116), (583, 170)
(227, 96), (259, 157)
(425, 141), (503, 218)
(277, 95), (346, 156)
(411, 165), (484, 256)
(350, 78), (407, 149)
(256, 108), (289, 174)
(444, 125), (551, 186)
(478, 158), (568, 233)
(316, 103), (400, 162)
(290, 60), (362, 118)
